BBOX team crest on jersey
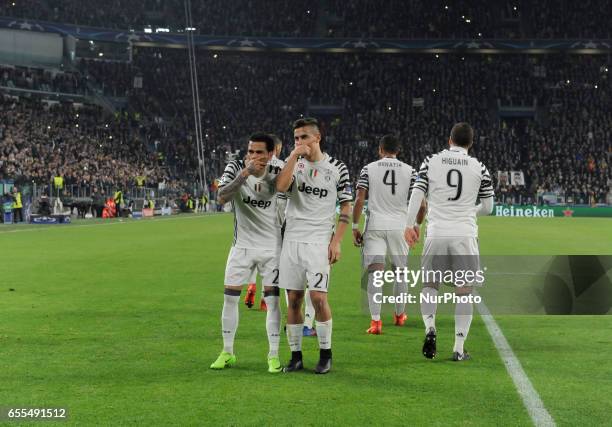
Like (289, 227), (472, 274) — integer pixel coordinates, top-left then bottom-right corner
(254, 183), (262, 192)
(324, 175), (331, 182)
(309, 169), (319, 178)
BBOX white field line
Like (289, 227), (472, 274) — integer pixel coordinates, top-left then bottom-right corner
(477, 299), (556, 427)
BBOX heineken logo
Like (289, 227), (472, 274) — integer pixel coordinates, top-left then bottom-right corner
(494, 205), (554, 218)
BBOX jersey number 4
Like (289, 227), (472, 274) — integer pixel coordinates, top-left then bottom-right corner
(383, 170), (397, 195)
(447, 169), (463, 200)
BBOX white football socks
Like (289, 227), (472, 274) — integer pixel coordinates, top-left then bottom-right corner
(221, 291), (240, 354)
(454, 299), (473, 354)
(316, 319), (332, 350)
(367, 271), (382, 321)
(394, 279), (408, 315)
(264, 294), (281, 357)
(421, 287), (438, 333)
(304, 291), (315, 329)
(286, 323), (303, 352)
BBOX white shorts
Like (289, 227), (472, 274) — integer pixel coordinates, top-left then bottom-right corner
(224, 247), (280, 287)
(421, 237), (481, 286)
(279, 241), (330, 292)
(362, 229), (409, 268)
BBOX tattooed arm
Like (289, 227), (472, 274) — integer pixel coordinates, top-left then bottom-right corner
(217, 171), (248, 205)
(217, 158), (264, 205)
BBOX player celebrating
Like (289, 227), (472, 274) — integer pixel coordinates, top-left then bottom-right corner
(352, 134), (425, 334)
(244, 134), (286, 311)
(244, 133), (318, 336)
(276, 117), (352, 374)
(210, 133), (284, 373)
(405, 123), (494, 361)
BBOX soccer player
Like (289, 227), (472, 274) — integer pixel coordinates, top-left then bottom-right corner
(272, 133), (317, 336)
(210, 133), (285, 373)
(244, 134), (286, 311)
(276, 117), (352, 374)
(405, 122), (494, 361)
(352, 134), (425, 334)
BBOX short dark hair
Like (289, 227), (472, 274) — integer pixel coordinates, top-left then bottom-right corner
(450, 122), (474, 148)
(292, 117), (320, 131)
(379, 134), (400, 154)
(249, 132), (275, 152)
(269, 133), (282, 147)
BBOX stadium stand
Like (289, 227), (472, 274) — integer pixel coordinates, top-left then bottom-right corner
(0, 3), (610, 207)
(72, 50), (610, 205)
(1, 0), (611, 38)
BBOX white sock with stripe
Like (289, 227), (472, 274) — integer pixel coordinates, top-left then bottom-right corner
(421, 287), (438, 333)
(221, 289), (240, 354)
(264, 290), (281, 357)
(454, 300), (473, 354)
(367, 272), (382, 321)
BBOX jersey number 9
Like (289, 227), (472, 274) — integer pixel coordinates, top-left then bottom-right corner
(447, 169), (463, 201)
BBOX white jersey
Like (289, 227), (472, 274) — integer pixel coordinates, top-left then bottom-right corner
(271, 155), (285, 168)
(271, 155), (287, 225)
(284, 154), (352, 244)
(357, 157), (416, 230)
(218, 159), (285, 249)
(413, 146), (494, 238)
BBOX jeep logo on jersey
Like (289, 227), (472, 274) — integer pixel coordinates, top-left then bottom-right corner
(242, 196), (272, 209)
(297, 182), (328, 198)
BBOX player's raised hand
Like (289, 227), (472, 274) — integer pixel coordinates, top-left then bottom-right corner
(328, 240), (341, 264)
(244, 156), (267, 175)
(404, 226), (419, 247)
(352, 229), (363, 247)
(292, 144), (311, 158)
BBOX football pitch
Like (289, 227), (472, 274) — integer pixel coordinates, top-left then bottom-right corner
(1, 215), (611, 426)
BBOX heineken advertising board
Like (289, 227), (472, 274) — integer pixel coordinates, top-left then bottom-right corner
(493, 205), (612, 218)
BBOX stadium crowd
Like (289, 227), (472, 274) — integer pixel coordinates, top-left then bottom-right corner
(74, 49), (610, 204)
(0, 0), (317, 36)
(0, 97), (169, 191)
(1, 64), (89, 95)
(0, 45), (610, 205)
(2, 0), (612, 39)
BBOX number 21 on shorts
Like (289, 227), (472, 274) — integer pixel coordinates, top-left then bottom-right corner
(307, 271), (329, 290)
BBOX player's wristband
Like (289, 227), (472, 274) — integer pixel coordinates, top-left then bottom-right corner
(352, 223), (359, 230)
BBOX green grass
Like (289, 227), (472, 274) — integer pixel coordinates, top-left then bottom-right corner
(0, 215), (611, 425)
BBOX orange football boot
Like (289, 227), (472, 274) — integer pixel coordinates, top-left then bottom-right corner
(394, 312), (407, 326)
(244, 283), (256, 308)
(366, 319), (383, 334)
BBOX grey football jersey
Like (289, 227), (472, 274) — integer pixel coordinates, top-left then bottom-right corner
(413, 146), (494, 237)
(284, 154), (352, 244)
(357, 157), (416, 230)
(218, 160), (284, 249)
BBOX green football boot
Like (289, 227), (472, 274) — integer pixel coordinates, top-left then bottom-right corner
(210, 351), (236, 370)
(267, 356), (282, 373)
